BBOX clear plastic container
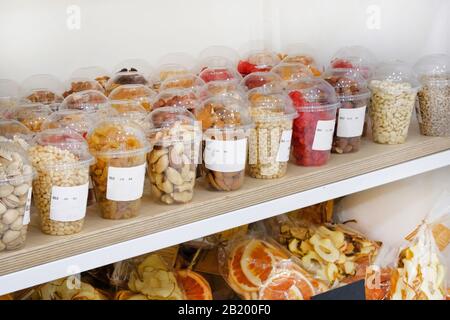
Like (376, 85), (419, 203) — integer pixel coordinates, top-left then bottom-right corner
(146, 107), (201, 204)
(153, 88), (199, 113)
(0, 79), (20, 109)
(281, 43), (322, 76)
(41, 109), (93, 138)
(199, 66), (242, 83)
(271, 63), (312, 84)
(108, 84), (156, 111)
(287, 78), (339, 166)
(197, 46), (240, 71)
(113, 59), (153, 76)
(414, 53), (450, 137)
(109, 100), (150, 131)
(247, 92), (297, 179)
(70, 66), (111, 91)
(151, 64), (190, 91)
(63, 78), (105, 98)
(87, 118), (151, 220)
(330, 46), (377, 80)
(10, 103), (52, 132)
(196, 97), (253, 191)
(0, 120), (33, 144)
(0, 141), (34, 251)
(237, 50), (281, 77)
(105, 71), (150, 96)
(21, 74), (64, 105)
(29, 129), (94, 235)
(198, 80), (246, 102)
(369, 61), (420, 144)
(240, 71), (284, 92)
(160, 74), (205, 91)
(60, 89), (110, 113)
(324, 68), (370, 154)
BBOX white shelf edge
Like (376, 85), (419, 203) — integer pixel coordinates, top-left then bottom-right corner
(1, 149), (450, 295)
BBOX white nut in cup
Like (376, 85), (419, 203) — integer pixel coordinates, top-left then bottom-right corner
(87, 118), (151, 220)
(0, 142), (34, 251)
(28, 129), (94, 235)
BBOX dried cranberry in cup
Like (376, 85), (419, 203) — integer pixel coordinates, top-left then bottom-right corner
(287, 78), (339, 166)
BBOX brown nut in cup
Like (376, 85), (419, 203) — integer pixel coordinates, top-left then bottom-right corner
(0, 142), (34, 251)
(87, 118), (151, 220)
(146, 107), (201, 205)
(29, 129), (94, 235)
(247, 91), (297, 179)
(196, 97), (253, 191)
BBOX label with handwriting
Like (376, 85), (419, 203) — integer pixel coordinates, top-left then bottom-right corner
(106, 163), (146, 201)
(50, 183), (89, 222)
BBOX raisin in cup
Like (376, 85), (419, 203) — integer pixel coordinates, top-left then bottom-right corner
(87, 118), (151, 220)
(324, 68), (370, 154)
(196, 97), (253, 191)
(237, 50), (280, 77)
(146, 107), (201, 204)
(287, 78), (339, 166)
(108, 84), (156, 112)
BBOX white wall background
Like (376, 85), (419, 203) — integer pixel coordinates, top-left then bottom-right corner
(0, 0), (449, 82)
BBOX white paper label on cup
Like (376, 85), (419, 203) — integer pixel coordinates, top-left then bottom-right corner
(50, 183), (89, 222)
(22, 187), (32, 225)
(106, 163), (146, 201)
(204, 138), (247, 172)
(312, 120), (336, 151)
(276, 130), (293, 162)
(337, 106), (366, 138)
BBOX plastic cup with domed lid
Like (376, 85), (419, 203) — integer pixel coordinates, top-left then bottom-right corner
(160, 73), (205, 92)
(108, 83), (156, 112)
(199, 65), (242, 83)
(237, 50), (281, 77)
(286, 77), (339, 166)
(271, 63), (313, 84)
(369, 61), (420, 144)
(9, 102), (52, 133)
(198, 79), (246, 102)
(87, 117), (151, 220)
(197, 46), (240, 71)
(240, 71), (284, 92)
(20, 74), (64, 105)
(414, 53), (450, 137)
(109, 100), (150, 132)
(281, 43), (322, 76)
(29, 128), (94, 235)
(60, 90), (117, 120)
(70, 66), (111, 91)
(196, 96), (253, 191)
(63, 76), (105, 98)
(330, 46), (377, 80)
(324, 68), (370, 154)
(152, 88), (200, 114)
(0, 141), (34, 251)
(105, 69), (151, 96)
(146, 106), (201, 204)
(246, 91), (297, 179)
(0, 119), (33, 149)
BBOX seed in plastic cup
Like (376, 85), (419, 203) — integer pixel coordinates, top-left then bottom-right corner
(247, 92), (297, 179)
(87, 118), (151, 219)
(0, 141), (34, 251)
(287, 78), (339, 166)
(196, 97), (253, 191)
(29, 129), (94, 235)
(146, 107), (201, 204)
(324, 68), (370, 154)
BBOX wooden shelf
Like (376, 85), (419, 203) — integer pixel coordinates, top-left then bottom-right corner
(0, 126), (449, 294)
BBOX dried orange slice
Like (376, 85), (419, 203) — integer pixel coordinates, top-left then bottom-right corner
(228, 243), (259, 293)
(177, 269), (213, 300)
(241, 239), (279, 286)
(259, 269), (316, 300)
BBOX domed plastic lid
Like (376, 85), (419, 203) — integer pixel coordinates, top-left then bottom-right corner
(0, 119), (32, 141)
(196, 96), (253, 131)
(237, 50), (281, 75)
(160, 74), (205, 91)
(199, 66), (242, 83)
(146, 106), (200, 145)
(71, 66), (111, 80)
(0, 141), (34, 183)
(330, 46), (377, 79)
(153, 88), (199, 112)
(61, 90), (110, 112)
(198, 46), (240, 68)
(88, 117), (150, 157)
(414, 53), (450, 83)
(41, 109), (93, 138)
(271, 63), (312, 83)
(370, 61), (420, 89)
(11, 103), (52, 131)
(113, 58), (153, 76)
(151, 64), (190, 85)
(21, 74), (64, 104)
(286, 77), (339, 111)
(105, 71), (150, 94)
(157, 52), (197, 71)
(240, 71), (284, 91)
(282, 43), (318, 65)
(247, 92), (297, 122)
(110, 100), (150, 131)
(0, 79), (20, 99)
(63, 78), (105, 97)
(109, 84), (156, 100)
(32, 128), (94, 168)
(323, 68), (370, 101)
(199, 80), (246, 102)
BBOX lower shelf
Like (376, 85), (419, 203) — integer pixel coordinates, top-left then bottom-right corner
(0, 126), (449, 295)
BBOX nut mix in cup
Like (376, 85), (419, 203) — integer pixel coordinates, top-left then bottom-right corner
(10, 103), (52, 132)
(414, 54), (450, 137)
(287, 78), (339, 166)
(240, 71), (284, 92)
(369, 62), (420, 144)
(280, 43), (322, 76)
(0, 142), (33, 251)
(196, 97), (253, 191)
(146, 107), (201, 204)
(108, 84), (156, 112)
(237, 50), (280, 77)
(87, 118), (151, 220)
(324, 68), (370, 154)
(0, 79), (20, 109)
(247, 92), (297, 179)
(70, 66), (111, 91)
(152, 88), (200, 113)
(20, 74), (64, 105)
(29, 129), (94, 235)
